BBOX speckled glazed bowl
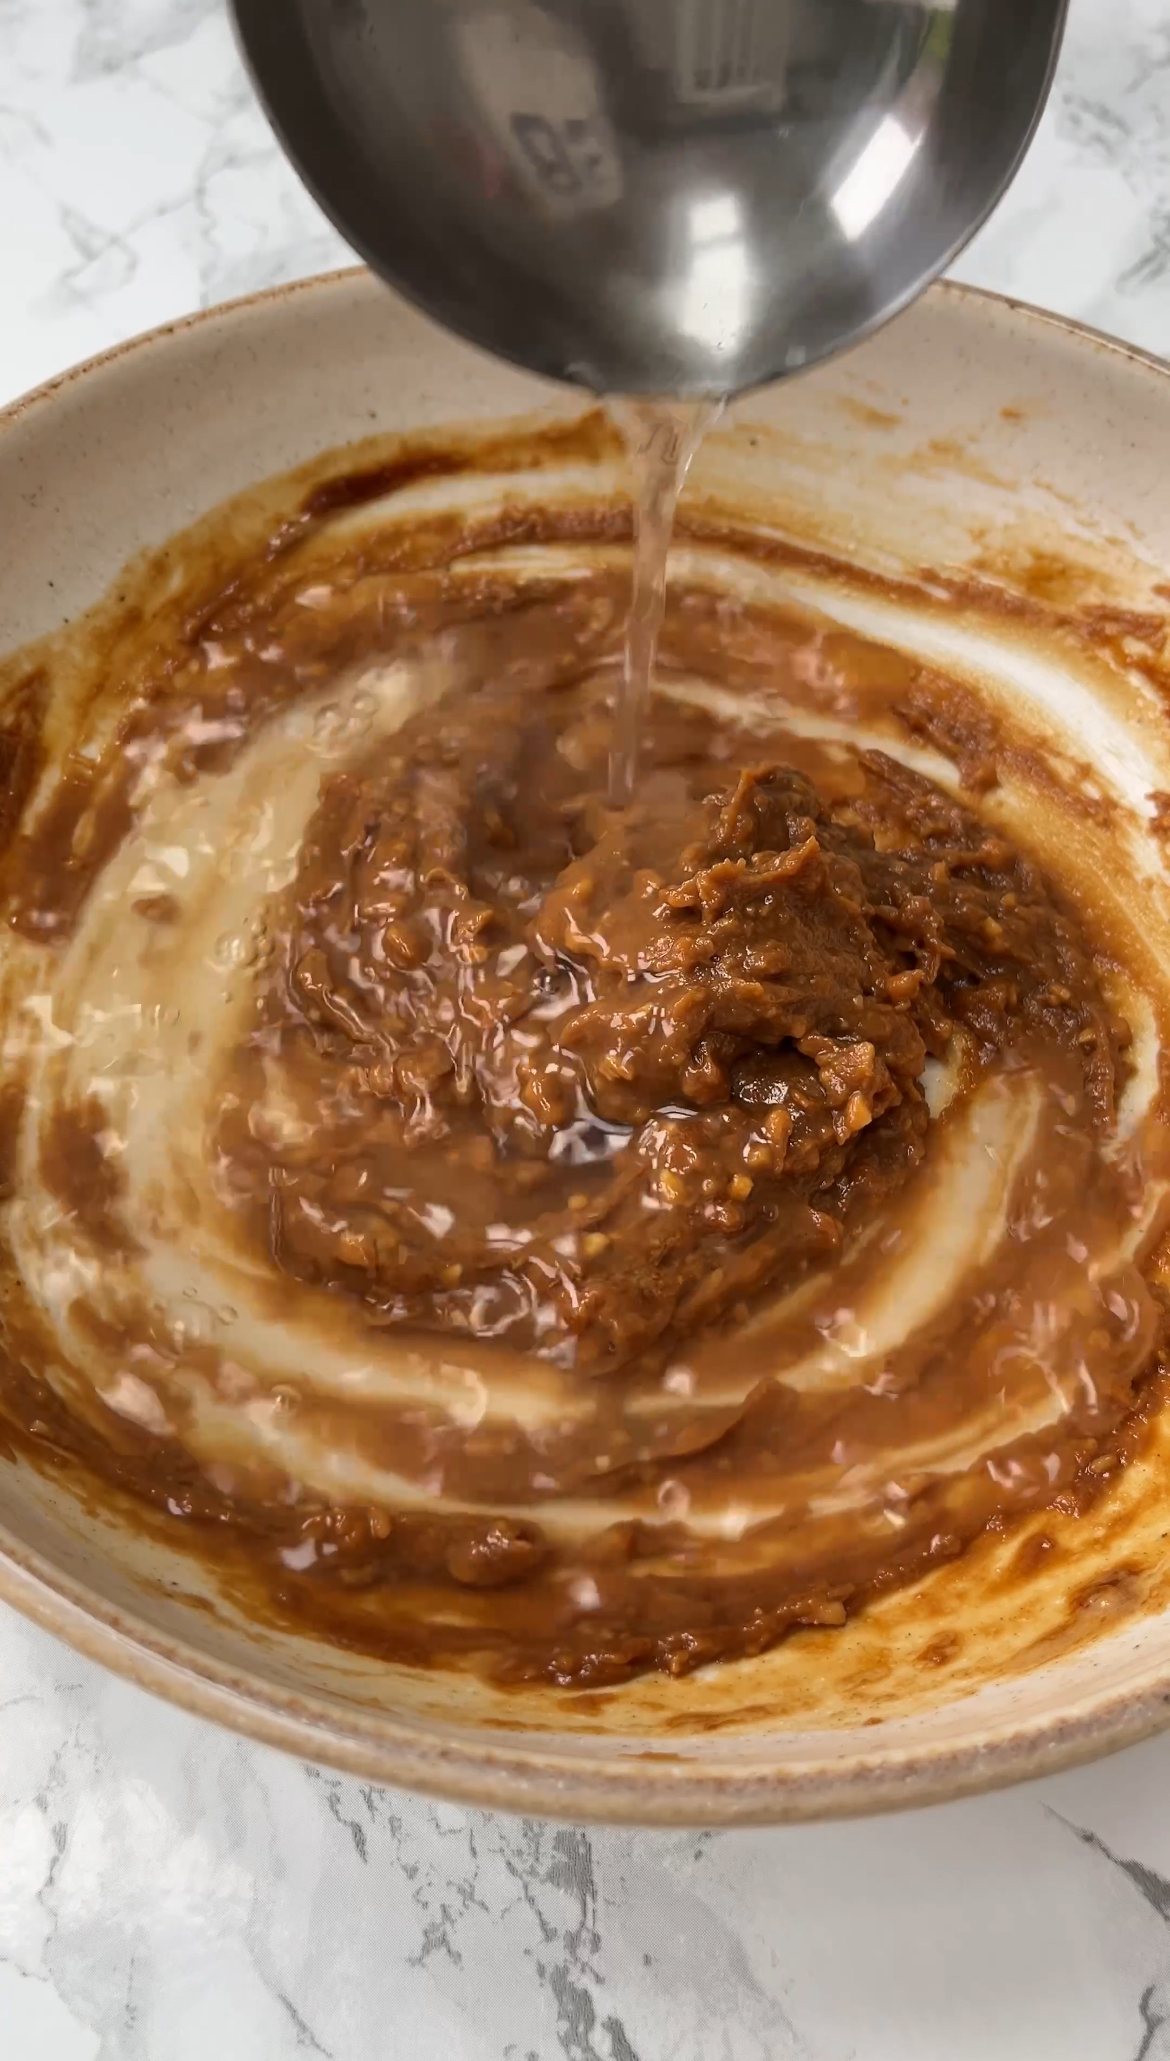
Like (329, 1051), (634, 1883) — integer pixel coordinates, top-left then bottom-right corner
(4, 270), (1170, 1826)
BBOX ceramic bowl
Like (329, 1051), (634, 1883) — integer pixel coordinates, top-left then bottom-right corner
(4, 270), (1170, 1825)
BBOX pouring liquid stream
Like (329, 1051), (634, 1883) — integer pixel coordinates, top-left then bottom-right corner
(606, 396), (721, 806)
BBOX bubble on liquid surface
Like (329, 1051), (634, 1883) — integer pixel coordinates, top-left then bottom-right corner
(212, 931), (248, 971)
(312, 689), (378, 753)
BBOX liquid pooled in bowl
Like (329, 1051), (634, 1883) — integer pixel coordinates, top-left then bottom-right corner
(0, 418), (1167, 1689)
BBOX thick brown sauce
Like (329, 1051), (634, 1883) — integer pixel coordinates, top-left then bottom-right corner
(224, 672), (1126, 1388)
(0, 434), (1167, 1692)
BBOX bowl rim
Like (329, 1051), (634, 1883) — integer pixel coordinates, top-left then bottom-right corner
(4, 267), (1170, 1825)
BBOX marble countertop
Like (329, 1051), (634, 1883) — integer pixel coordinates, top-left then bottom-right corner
(3, 2), (1170, 2055)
